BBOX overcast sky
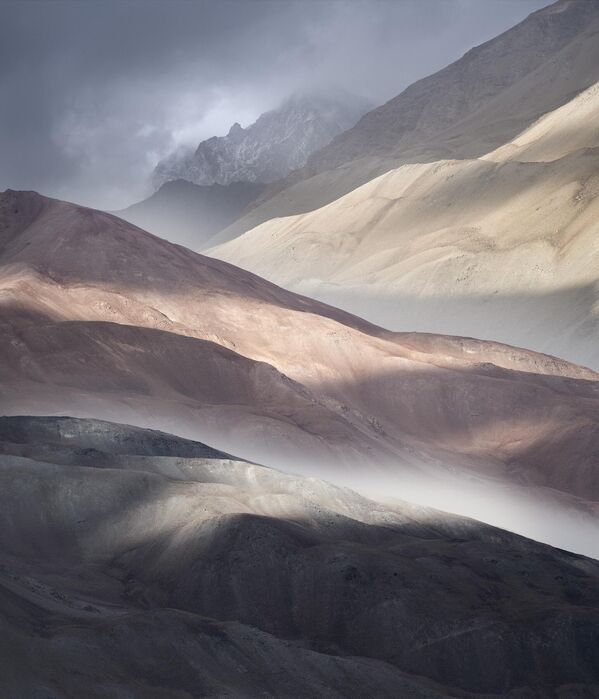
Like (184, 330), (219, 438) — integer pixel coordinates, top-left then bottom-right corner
(0, 0), (548, 210)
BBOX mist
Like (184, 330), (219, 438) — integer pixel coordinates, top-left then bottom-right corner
(10, 395), (595, 560)
(0, 0), (548, 210)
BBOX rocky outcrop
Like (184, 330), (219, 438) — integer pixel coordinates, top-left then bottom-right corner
(153, 90), (371, 188)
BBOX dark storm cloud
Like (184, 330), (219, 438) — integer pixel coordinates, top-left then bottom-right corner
(0, 0), (548, 209)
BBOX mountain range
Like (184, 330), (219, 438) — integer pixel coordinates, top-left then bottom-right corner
(3, 0), (599, 695)
(210, 1), (599, 372)
(2, 188), (599, 557)
(210, 0), (599, 246)
(118, 90), (370, 246)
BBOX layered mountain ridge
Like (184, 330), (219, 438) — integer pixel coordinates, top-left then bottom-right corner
(296, 0), (599, 175)
(210, 72), (599, 366)
(120, 90), (370, 247)
(210, 0), (599, 246)
(2, 188), (599, 556)
(3, 0), (599, 695)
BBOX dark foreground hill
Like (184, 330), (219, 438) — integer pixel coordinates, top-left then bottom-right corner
(1, 416), (598, 698)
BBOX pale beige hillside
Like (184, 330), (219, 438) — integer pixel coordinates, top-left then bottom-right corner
(484, 80), (599, 162)
(210, 82), (599, 370)
(207, 0), (599, 247)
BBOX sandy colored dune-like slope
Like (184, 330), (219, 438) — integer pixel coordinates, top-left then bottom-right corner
(1, 416), (598, 698)
(208, 0), (599, 247)
(2, 189), (599, 554)
(210, 82), (599, 371)
(484, 80), (599, 163)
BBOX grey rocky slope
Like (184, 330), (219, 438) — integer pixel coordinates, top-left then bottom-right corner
(1, 415), (599, 698)
(153, 89), (371, 190)
(210, 0), (599, 246)
(295, 0), (599, 175)
(115, 179), (265, 248)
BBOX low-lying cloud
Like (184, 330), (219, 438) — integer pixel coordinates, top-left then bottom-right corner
(0, 0), (547, 209)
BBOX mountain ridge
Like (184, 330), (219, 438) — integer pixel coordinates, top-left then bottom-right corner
(209, 80), (599, 370)
(153, 89), (371, 189)
(2, 415), (599, 697)
(209, 0), (599, 247)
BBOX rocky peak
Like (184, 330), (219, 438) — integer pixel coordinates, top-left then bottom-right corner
(227, 122), (244, 139)
(152, 89), (372, 189)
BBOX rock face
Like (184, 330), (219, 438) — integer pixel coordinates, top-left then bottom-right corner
(153, 90), (371, 189)
(1, 415), (599, 698)
(210, 0), (599, 246)
(2, 189), (599, 555)
(115, 178), (265, 248)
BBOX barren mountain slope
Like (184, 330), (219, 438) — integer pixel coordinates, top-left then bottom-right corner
(210, 82), (599, 370)
(2, 190), (599, 554)
(209, 0), (599, 246)
(116, 179), (265, 249)
(1, 416), (598, 698)
(300, 0), (599, 174)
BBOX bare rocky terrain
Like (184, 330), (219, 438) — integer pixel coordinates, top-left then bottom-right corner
(152, 90), (371, 190)
(210, 0), (599, 246)
(210, 77), (599, 371)
(3, 1), (599, 695)
(1, 415), (598, 698)
(1, 189), (599, 555)
(119, 90), (371, 249)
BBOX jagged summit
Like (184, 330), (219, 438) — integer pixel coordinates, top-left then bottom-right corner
(227, 121), (243, 138)
(152, 89), (371, 189)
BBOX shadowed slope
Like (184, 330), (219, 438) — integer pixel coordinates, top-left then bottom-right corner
(116, 179), (265, 249)
(0, 316), (391, 467)
(0, 415), (239, 460)
(1, 416), (598, 698)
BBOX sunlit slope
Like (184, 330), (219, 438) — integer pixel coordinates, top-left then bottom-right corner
(208, 0), (599, 246)
(210, 82), (599, 369)
(484, 80), (599, 163)
(2, 189), (599, 554)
